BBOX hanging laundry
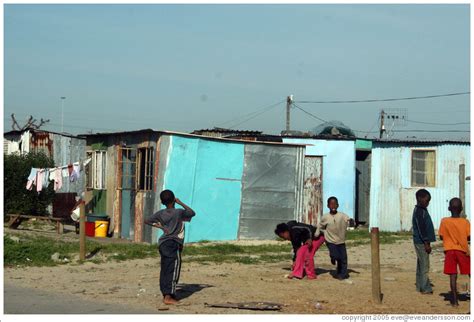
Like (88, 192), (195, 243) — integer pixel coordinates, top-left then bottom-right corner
(56, 168), (63, 191)
(70, 164), (80, 183)
(49, 169), (56, 182)
(42, 168), (50, 188)
(26, 168), (39, 190)
(53, 168), (62, 191)
(73, 162), (80, 179)
(62, 167), (69, 178)
(68, 164), (74, 176)
(36, 169), (45, 193)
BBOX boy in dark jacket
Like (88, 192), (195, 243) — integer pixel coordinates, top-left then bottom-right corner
(412, 189), (436, 294)
(145, 190), (196, 305)
(274, 220), (325, 279)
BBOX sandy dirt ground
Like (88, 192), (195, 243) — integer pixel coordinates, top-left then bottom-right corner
(4, 232), (471, 315)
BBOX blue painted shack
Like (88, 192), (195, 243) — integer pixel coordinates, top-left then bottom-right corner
(282, 136), (356, 222)
(369, 139), (471, 232)
(83, 129), (306, 243)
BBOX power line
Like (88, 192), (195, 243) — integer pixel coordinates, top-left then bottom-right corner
(292, 103), (328, 123)
(226, 100), (285, 129)
(296, 91), (470, 104)
(405, 119), (470, 126)
(362, 115), (381, 138)
(393, 130), (470, 133)
(218, 99), (285, 128)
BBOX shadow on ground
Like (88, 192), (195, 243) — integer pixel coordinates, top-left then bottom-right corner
(175, 283), (213, 301)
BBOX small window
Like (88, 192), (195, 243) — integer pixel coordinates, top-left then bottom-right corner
(118, 148), (137, 190)
(411, 150), (436, 187)
(86, 150), (107, 189)
(137, 147), (154, 191)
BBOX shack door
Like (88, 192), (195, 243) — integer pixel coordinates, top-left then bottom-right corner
(302, 156), (323, 226)
(356, 151), (371, 225)
(120, 148), (137, 239)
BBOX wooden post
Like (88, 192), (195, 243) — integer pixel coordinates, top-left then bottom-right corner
(371, 227), (382, 304)
(79, 202), (86, 261)
(459, 164), (466, 217)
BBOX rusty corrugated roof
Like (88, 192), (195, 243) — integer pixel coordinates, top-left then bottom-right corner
(4, 128), (86, 139)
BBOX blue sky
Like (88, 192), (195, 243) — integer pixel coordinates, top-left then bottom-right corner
(4, 4), (470, 139)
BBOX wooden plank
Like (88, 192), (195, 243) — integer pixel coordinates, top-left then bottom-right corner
(204, 302), (282, 311)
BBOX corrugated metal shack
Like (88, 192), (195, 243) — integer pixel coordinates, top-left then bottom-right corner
(83, 129), (307, 243)
(282, 136), (357, 223)
(191, 127), (263, 141)
(4, 128), (87, 218)
(369, 139), (471, 232)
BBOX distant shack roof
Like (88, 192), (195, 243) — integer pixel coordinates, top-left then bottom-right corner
(192, 127), (263, 136)
(81, 129), (307, 148)
(4, 128), (85, 139)
(372, 138), (470, 145)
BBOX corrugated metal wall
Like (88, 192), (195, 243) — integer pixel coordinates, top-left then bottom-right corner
(238, 144), (305, 239)
(283, 138), (356, 219)
(52, 134), (86, 194)
(370, 143), (471, 232)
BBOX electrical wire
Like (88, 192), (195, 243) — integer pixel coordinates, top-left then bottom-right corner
(296, 91), (470, 104)
(226, 100), (286, 129)
(405, 119), (470, 126)
(393, 130), (470, 133)
(218, 99), (286, 128)
(292, 103), (328, 123)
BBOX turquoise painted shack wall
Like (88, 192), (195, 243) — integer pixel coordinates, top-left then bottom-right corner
(282, 138), (356, 219)
(162, 135), (244, 242)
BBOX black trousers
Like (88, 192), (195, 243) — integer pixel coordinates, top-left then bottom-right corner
(326, 242), (348, 279)
(158, 240), (182, 296)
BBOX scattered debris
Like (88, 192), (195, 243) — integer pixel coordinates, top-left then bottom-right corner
(109, 286), (121, 293)
(9, 236), (20, 243)
(384, 277), (396, 281)
(315, 302), (323, 310)
(344, 279), (354, 285)
(51, 253), (60, 262)
(157, 307), (170, 311)
(205, 302), (283, 311)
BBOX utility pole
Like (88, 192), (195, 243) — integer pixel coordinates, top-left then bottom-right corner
(379, 109), (385, 139)
(61, 96), (66, 133)
(286, 95), (293, 132)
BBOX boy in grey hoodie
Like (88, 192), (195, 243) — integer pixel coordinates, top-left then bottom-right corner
(145, 190), (196, 305)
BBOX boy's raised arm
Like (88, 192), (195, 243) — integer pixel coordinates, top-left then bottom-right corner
(176, 198), (196, 220)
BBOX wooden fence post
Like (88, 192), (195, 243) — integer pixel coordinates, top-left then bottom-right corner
(79, 202), (86, 261)
(371, 227), (382, 304)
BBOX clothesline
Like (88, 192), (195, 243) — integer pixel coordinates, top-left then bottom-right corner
(25, 158), (91, 193)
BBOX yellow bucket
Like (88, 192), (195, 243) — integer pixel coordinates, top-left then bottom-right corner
(95, 221), (108, 238)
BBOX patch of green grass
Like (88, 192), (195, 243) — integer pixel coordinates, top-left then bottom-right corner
(345, 230), (411, 246)
(4, 235), (94, 267)
(4, 234), (159, 267)
(185, 253), (291, 265)
(183, 243), (292, 256)
(100, 243), (157, 261)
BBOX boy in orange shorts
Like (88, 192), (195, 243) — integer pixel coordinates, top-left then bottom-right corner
(438, 198), (470, 307)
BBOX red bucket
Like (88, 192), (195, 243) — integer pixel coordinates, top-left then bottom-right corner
(85, 222), (95, 237)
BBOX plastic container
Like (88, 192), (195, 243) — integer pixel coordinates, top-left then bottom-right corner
(95, 220), (109, 238)
(85, 222), (95, 237)
(86, 214), (109, 223)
